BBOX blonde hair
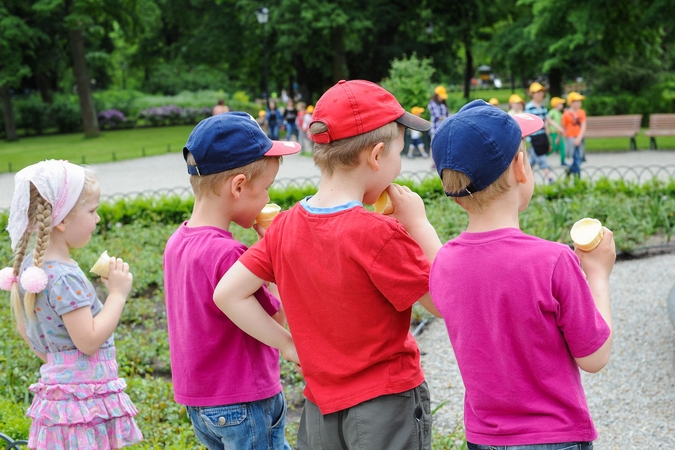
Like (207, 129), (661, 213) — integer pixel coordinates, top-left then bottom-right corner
(10, 167), (99, 324)
(185, 152), (281, 197)
(310, 122), (402, 176)
(442, 140), (526, 213)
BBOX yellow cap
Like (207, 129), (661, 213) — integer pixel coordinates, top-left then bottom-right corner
(434, 85), (448, 100)
(258, 110), (266, 118)
(488, 98), (500, 106)
(509, 94), (524, 104)
(411, 106), (425, 115)
(306, 105), (314, 113)
(529, 82), (545, 93)
(550, 97), (566, 108)
(567, 92), (586, 103)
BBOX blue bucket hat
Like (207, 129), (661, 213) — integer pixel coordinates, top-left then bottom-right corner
(183, 111), (301, 176)
(431, 100), (543, 197)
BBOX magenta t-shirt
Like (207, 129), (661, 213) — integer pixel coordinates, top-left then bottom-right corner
(430, 228), (610, 446)
(163, 223), (281, 406)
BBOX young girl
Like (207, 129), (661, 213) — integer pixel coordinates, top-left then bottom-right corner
(0, 160), (143, 449)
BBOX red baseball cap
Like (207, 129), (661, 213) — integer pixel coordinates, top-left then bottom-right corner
(309, 80), (431, 144)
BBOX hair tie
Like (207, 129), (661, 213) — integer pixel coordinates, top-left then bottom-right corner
(0, 267), (17, 291)
(20, 266), (48, 294)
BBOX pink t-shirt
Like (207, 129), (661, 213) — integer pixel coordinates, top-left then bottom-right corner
(163, 223), (281, 407)
(429, 228), (610, 446)
(240, 203), (429, 414)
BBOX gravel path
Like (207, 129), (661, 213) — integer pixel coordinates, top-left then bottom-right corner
(418, 252), (675, 449)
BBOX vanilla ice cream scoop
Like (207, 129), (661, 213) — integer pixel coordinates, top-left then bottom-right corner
(90, 251), (111, 277)
(256, 203), (281, 228)
(570, 218), (604, 252)
(373, 191), (394, 215)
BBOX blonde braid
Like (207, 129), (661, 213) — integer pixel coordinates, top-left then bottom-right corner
(10, 228), (32, 326)
(24, 194), (53, 317)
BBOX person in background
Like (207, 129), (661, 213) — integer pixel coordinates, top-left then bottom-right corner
(561, 92), (588, 177)
(407, 106), (430, 159)
(548, 97), (567, 166)
(525, 82), (563, 184)
(266, 101), (283, 140)
(212, 99), (230, 115)
(300, 105), (314, 154)
(507, 94), (525, 115)
(283, 99), (299, 142)
(488, 98), (500, 107)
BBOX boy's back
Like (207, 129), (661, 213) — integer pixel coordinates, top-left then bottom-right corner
(164, 225), (282, 405)
(430, 228), (609, 444)
(240, 200), (429, 414)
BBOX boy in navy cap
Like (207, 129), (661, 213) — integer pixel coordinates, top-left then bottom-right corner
(429, 100), (616, 449)
(163, 112), (300, 450)
(213, 80), (442, 449)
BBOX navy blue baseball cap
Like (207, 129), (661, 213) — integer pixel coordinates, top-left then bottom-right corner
(183, 111), (301, 176)
(431, 100), (543, 197)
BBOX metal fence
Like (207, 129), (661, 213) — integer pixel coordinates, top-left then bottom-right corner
(95, 164), (675, 202)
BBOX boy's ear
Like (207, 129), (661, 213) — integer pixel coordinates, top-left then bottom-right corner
(229, 174), (248, 199)
(365, 142), (386, 171)
(512, 152), (528, 184)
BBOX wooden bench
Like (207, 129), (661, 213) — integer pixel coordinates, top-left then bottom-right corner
(644, 114), (675, 150)
(584, 115), (642, 150)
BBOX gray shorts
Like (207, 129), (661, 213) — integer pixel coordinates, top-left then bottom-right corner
(297, 381), (432, 450)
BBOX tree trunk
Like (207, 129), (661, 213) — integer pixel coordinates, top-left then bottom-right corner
(68, 27), (99, 137)
(331, 26), (348, 83)
(463, 37), (473, 99)
(548, 67), (563, 98)
(35, 70), (54, 104)
(1, 84), (18, 142)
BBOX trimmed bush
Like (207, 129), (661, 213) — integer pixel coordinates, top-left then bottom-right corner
(49, 95), (82, 133)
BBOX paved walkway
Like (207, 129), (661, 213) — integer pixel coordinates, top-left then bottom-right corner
(2, 150), (675, 209)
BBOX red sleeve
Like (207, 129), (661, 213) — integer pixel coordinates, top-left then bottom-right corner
(239, 235), (276, 284)
(369, 227), (431, 312)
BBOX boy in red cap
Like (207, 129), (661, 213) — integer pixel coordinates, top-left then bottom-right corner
(213, 80), (442, 449)
(164, 112), (301, 450)
(430, 100), (616, 449)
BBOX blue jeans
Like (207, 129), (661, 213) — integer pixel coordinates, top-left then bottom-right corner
(285, 122), (299, 141)
(468, 442), (593, 450)
(568, 142), (583, 177)
(268, 124), (280, 140)
(186, 392), (291, 450)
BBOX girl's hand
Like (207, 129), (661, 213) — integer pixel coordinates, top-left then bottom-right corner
(102, 257), (133, 298)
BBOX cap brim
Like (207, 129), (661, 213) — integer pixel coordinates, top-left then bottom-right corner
(396, 111), (431, 132)
(511, 113), (544, 137)
(265, 140), (302, 156)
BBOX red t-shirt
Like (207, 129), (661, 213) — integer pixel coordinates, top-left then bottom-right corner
(240, 203), (430, 414)
(561, 109), (587, 138)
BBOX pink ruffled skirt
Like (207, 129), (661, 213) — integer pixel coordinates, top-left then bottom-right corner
(26, 347), (143, 449)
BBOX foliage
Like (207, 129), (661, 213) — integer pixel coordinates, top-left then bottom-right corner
(142, 62), (234, 96)
(15, 94), (51, 135)
(49, 95), (83, 134)
(0, 395), (30, 440)
(98, 109), (128, 129)
(381, 53), (436, 116)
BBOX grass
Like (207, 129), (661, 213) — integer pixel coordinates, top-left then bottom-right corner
(1, 121), (675, 175)
(0, 125), (194, 173)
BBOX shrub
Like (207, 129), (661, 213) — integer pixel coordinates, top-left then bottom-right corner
(93, 89), (142, 118)
(15, 95), (51, 135)
(381, 53), (436, 118)
(49, 95), (82, 133)
(142, 62), (234, 96)
(98, 109), (127, 128)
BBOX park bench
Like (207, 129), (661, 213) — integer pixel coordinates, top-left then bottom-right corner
(644, 114), (675, 150)
(584, 114), (642, 150)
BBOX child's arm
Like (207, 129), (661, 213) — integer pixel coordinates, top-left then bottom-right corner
(573, 227), (616, 373)
(546, 116), (564, 134)
(267, 282), (287, 327)
(63, 257), (132, 355)
(575, 116), (587, 146)
(213, 261), (298, 364)
(16, 320), (47, 362)
(387, 184), (442, 262)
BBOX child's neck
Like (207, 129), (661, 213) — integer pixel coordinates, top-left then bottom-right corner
(307, 171), (367, 208)
(188, 198), (232, 230)
(465, 194), (521, 233)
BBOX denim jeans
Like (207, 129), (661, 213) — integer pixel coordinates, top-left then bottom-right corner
(568, 143), (583, 177)
(285, 122), (299, 141)
(186, 392), (291, 450)
(268, 125), (280, 140)
(467, 442), (593, 450)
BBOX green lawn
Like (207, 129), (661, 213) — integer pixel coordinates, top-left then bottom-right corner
(0, 125), (194, 173)
(0, 123), (674, 174)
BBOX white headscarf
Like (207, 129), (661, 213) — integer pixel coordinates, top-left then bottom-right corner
(7, 160), (85, 251)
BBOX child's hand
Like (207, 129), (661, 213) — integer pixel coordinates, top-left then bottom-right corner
(253, 223), (267, 239)
(102, 257), (133, 298)
(387, 184), (428, 232)
(575, 227), (616, 280)
(280, 340), (300, 366)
